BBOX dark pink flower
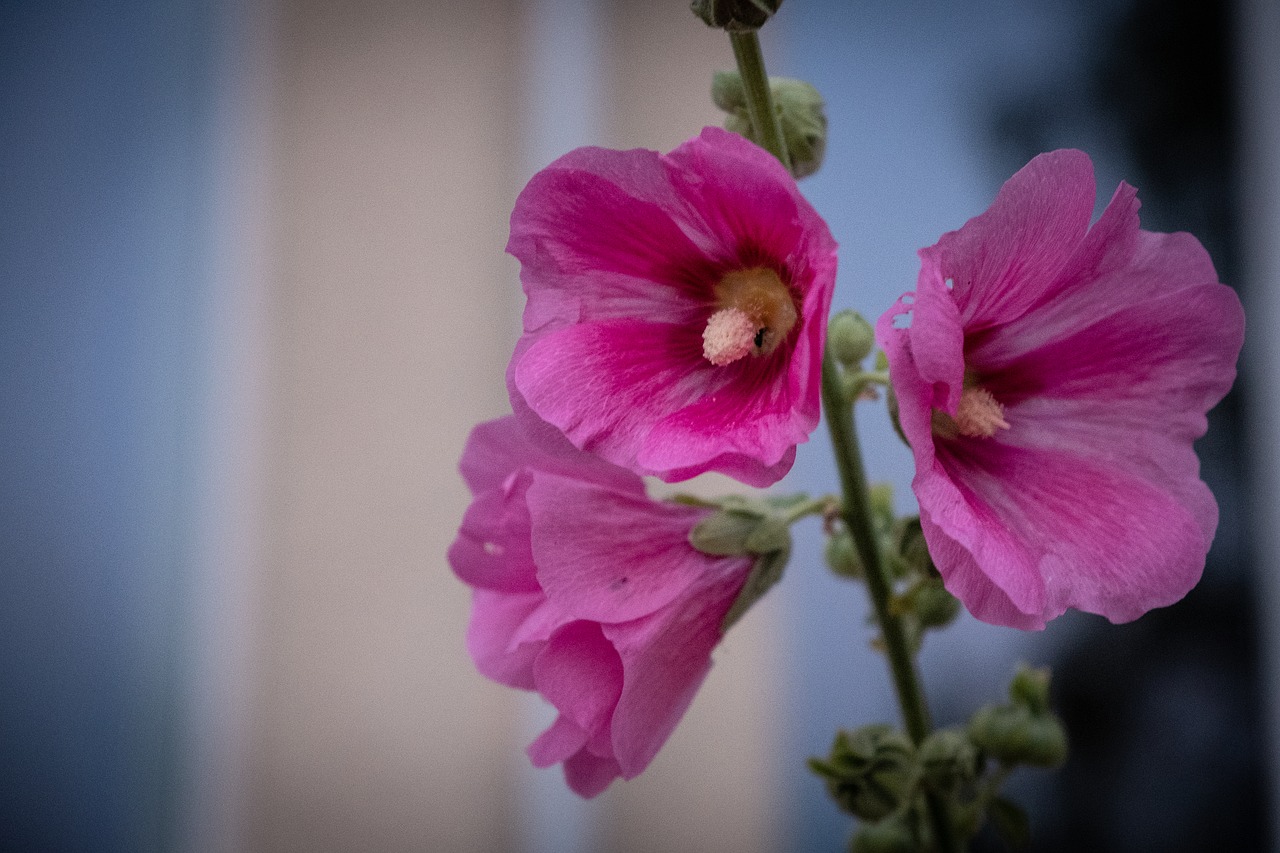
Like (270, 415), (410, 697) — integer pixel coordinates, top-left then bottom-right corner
(448, 416), (756, 797)
(877, 150), (1244, 630)
(507, 126), (838, 487)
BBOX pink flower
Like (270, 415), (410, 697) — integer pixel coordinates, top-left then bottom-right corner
(507, 126), (838, 487)
(877, 150), (1244, 630)
(448, 416), (756, 796)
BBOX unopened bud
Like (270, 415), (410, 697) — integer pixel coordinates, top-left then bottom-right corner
(809, 725), (915, 821)
(691, 0), (782, 31)
(918, 728), (979, 794)
(968, 704), (1067, 768)
(913, 579), (960, 629)
(828, 310), (875, 368)
(713, 71), (827, 178)
(1009, 664), (1052, 715)
(825, 530), (863, 578)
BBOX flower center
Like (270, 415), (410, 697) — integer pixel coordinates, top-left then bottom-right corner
(701, 267), (798, 366)
(931, 385), (1010, 439)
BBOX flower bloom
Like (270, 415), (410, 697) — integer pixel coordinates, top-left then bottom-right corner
(506, 126), (838, 487)
(877, 150), (1244, 630)
(448, 416), (756, 796)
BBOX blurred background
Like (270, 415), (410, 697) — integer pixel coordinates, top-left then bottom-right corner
(1, 0), (1276, 851)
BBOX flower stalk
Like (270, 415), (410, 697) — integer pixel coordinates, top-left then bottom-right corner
(821, 348), (959, 853)
(728, 31), (792, 171)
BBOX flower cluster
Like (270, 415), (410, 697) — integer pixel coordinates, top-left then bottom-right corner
(450, 127), (837, 795)
(450, 118), (1243, 800)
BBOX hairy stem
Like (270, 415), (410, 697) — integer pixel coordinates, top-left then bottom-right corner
(821, 348), (960, 852)
(728, 30), (791, 170)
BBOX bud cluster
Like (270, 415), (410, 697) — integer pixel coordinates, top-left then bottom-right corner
(810, 666), (1067, 851)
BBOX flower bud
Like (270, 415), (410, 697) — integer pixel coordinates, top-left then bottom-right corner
(825, 529), (863, 578)
(809, 725), (915, 821)
(912, 579), (960, 629)
(918, 728), (978, 794)
(713, 71), (827, 177)
(691, 0), (782, 32)
(828, 310), (875, 368)
(1009, 664), (1052, 715)
(967, 704), (1067, 768)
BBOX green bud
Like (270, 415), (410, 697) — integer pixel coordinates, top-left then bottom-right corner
(825, 530), (863, 578)
(809, 725), (915, 821)
(894, 516), (934, 577)
(713, 71), (827, 178)
(850, 816), (916, 853)
(691, 0), (782, 31)
(1009, 664), (1052, 715)
(918, 728), (979, 794)
(828, 310), (876, 368)
(912, 579), (960, 629)
(868, 483), (895, 539)
(968, 704), (1067, 768)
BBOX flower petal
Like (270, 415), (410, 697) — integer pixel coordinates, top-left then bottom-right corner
(922, 150), (1096, 329)
(465, 589), (546, 689)
(533, 621), (624, 736)
(448, 474), (540, 593)
(934, 438), (1209, 626)
(513, 320), (718, 476)
(528, 714), (590, 768)
(527, 472), (720, 623)
(562, 751), (624, 799)
(604, 571), (745, 775)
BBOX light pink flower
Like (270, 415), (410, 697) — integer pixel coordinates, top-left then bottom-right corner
(877, 150), (1244, 630)
(448, 416), (756, 796)
(507, 126), (838, 487)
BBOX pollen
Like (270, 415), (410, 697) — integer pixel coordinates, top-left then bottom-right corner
(703, 307), (758, 366)
(702, 267), (798, 366)
(954, 387), (1010, 438)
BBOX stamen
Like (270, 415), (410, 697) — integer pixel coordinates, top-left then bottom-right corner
(954, 387), (1010, 438)
(702, 267), (798, 366)
(703, 307), (758, 366)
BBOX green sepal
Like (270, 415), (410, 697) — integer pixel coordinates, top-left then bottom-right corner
(688, 502), (796, 633)
(689, 509), (763, 556)
(809, 725), (916, 822)
(721, 546), (789, 632)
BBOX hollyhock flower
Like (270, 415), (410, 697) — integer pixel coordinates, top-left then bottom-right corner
(448, 415), (757, 797)
(877, 150), (1244, 630)
(506, 126), (838, 487)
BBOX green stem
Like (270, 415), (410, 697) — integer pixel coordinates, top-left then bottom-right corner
(728, 30), (792, 171)
(821, 348), (961, 853)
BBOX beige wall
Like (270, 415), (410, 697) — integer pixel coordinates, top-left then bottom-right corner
(237, 1), (784, 851)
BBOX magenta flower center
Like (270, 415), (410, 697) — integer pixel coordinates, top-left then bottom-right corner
(931, 381), (1010, 440)
(701, 267), (798, 367)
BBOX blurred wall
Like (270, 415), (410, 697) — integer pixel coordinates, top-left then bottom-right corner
(238, 1), (785, 851)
